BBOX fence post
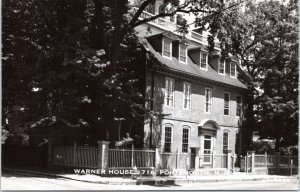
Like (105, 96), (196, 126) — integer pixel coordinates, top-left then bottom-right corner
(247, 150), (255, 173)
(73, 142), (77, 166)
(131, 144), (134, 167)
(251, 151), (255, 173)
(226, 150), (232, 173)
(195, 148), (200, 169)
(275, 152), (280, 174)
(176, 148), (179, 169)
(154, 145), (162, 176)
(212, 151), (214, 168)
(265, 152), (268, 167)
(245, 155), (248, 173)
(290, 158), (293, 176)
(232, 153), (235, 173)
(97, 140), (110, 174)
(47, 138), (54, 170)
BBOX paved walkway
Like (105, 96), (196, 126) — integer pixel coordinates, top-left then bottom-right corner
(3, 167), (298, 185)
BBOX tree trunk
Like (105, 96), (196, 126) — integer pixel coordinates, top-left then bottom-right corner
(92, 0), (105, 49)
(275, 136), (280, 152)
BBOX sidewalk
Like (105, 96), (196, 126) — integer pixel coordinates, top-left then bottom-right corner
(3, 167), (298, 185)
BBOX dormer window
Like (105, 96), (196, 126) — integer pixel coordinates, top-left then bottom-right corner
(163, 38), (172, 58)
(200, 52), (208, 69)
(179, 44), (187, 63)
(230, 61), (237, 77)
(219, 60), (225, 74)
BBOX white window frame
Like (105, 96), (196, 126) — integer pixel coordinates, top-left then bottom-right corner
(181, 127), (190, 153)
(183, 82), (191, 110)
(162, 38), (172, 59)
(218, 60), (225, 75)
(224, 92), (230, 116)
(236, 95), (242, 117)
(200, 52), (208, 70)
(223, 131), (229, 151)
(179, 44), (187, 64)
(164, 125), (173, 153)
(205, 88), (212, 113)
(165, 77), (174, 107)
(230, 61), (237, 78)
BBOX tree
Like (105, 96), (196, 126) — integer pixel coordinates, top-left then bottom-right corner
(256, 0), (298, 150)
(2, 0), (242, 146)
(197, 0), (298, 151)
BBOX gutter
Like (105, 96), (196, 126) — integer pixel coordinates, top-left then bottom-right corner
(153, 64), (248, 91)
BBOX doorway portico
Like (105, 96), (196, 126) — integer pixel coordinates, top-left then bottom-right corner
(198, 119), (220, 167)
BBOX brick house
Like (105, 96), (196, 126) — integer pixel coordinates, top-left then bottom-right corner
(133, 1), (249, 169)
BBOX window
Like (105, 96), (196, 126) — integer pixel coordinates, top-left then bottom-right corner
(183, 83), (191, 110)
(170, 15), (175, 22)
(230, 61), (237, 77)
(200, 53), (208, 69)
(164, 126), (172, 152)
(145, 3), (155, 14)
(165, 78), (174, 107)
(205, 88), (212, 113)
(223, 131), (229, 151)
(182, 128), (189, 153)
(236, 96), (242, 116)
(163, 38), (172, 58)
(159, 4), (165, 14)
(219, 60), (225, 74)
(204, 135), (212, 163)
(224, 92), (230, 115)
(179, 44), (187, 63)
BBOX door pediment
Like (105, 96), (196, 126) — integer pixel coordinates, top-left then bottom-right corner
(198, 119), (220, 131)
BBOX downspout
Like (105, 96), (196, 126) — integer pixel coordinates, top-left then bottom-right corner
(148, 53), (155, 148)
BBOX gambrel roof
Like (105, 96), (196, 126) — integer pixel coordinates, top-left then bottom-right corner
(140, 37), (248, 90)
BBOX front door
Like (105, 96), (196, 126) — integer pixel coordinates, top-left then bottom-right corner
(203, 135), (212, 163)
(200, 131), (214, 167)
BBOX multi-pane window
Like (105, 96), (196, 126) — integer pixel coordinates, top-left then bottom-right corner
(200, 53), (207, 69)
(182, 128), (189, 153)
(165, 78), (174, 107)
(205, 88), (212, 113)
(204, 135), (212, 163)
(179, 44), (187, 63)
(236, 96), (242, 116)
(164, 126), (172, 152)
(163, 38), (172, 58)
(219, 60), (225, 74)
(224, 92), (230, 115)
(230, 61), (237, 77)
(183, 83), (191, 110)
(223, 131), (229, 151)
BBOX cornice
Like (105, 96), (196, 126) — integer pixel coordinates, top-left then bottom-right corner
(151, 64), (248, 92)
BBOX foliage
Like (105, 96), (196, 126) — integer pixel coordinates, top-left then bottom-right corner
(253, 140), (275, 154)
(279, 145), (298, 156)
(1, 127), (10, 144)
(2, 0), (146, 146)
(6, 0), (293, 150)
(3, 0), (239, 146)
(197, 0), (299, 150)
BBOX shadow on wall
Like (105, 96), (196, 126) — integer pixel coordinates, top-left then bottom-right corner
(144, 83), (169, 148)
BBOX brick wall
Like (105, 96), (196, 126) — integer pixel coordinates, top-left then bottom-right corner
(144, 71), (244, 155)
(139, 22), (246, 156)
